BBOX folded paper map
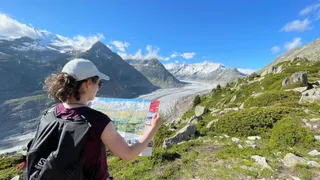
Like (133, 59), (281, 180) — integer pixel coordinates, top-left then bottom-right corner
(90, 97), (160, 156)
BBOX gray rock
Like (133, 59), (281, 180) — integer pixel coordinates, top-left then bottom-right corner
(251, 155), (272, 170)
(310, 118), (320, 122)
(194, 105), (208, 117)
(252, 92), (263, 98)
(314, 135), (320, 141)
(245, 140), (255, 145)
(219, 108), (239, 115)
(232, 137), (240, 143)
(238, 144), (243, 149)
(261, 66), (278, 76)
(247, 136), (261, 140)
(206, 119), (218, 128)
(282, 153), (307, 168)
(282, 77), (290, 87)
(307, 161), (320, 168)
(163, 124), (197, 149)
(291, 72), (308, 86)
(299, 88), (320, 104)
(308, 150), (320, 156)
(230, 95), (237, 103)
(239, 102), (245, 109)
(276, 65), (283, 74)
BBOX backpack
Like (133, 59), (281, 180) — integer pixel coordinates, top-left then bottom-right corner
(23, 106), (99, 180)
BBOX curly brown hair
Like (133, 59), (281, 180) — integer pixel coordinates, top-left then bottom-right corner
(44, 72), (99, 103)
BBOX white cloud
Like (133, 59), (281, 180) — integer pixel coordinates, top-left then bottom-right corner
(299, 3), (320, 16)
(237, 68), (256, 75)
(109, 40), (130, 52)
(181, 52), (196, 59)
(271, 46), (281, 54)
(160, 57), (170, 61)
(202, 56), (207, 59)
(175, 60), (179, 63)
(51, 33), (104, 52)
(284, 37), (302, 51)
(118, 49), (143, 60)
(170, 52), (179, 58)
(280, 18), (312, 32)
(0, 13), (41, 39)
(145, 45), (160, 59)
(118, 45), (161, 60)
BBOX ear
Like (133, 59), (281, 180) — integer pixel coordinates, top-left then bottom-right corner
(86, 79), (95, 87)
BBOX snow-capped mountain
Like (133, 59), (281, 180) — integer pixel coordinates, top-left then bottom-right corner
(0, 14), (103, 54)
(164, 61), (246, 85)
(237, 68), (256, 75)
(125, 58), (186, 88)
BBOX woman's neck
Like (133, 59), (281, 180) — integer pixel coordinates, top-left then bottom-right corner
(63, 99), (89, 108)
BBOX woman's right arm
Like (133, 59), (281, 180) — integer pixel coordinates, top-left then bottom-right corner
(100, 113), (161, 161)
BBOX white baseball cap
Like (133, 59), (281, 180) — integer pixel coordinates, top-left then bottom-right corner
(62, 58), (110, 81)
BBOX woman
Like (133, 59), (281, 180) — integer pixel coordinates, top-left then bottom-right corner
(44, 58), (161, 179)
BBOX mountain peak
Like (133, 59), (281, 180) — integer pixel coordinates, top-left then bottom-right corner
(89, 41), (112, 53)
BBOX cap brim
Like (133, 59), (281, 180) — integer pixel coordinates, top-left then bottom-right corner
(98, 72), (110, 81)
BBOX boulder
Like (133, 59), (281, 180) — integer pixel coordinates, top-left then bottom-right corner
(307, 161), (320, 168)
(206, 119), (218, 128)
(261, 66), (277, 76)
(282, 153), (306, 168)
(314, 135), (320, 141)
(282, 77), (290, 87)
(194, 105), (208, 117)
(308, 150), (320, 156)
(231, 137), (240, 143)
(251, 155), (272, 170)
(291, 72), (308, 86)
(247, 136), (261, 140)
(163, 124), (197, 149)
(299, 88), (320, 104)
(276, 65), (283, 74)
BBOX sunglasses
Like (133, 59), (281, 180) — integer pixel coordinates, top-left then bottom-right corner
(98, 81), (103, 88)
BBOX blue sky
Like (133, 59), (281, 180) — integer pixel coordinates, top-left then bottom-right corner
(1, 0), (320, 70)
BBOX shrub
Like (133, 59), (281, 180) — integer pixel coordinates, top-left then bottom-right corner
(193, 95), (201, 107)
(215, 107), (304, 137)
(269, 117), (315, 149)
(216, 84), (221, 91)
(151, 149), (181, 165)
(0, 155), (23, 180)
(245, 90), (301, 108)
